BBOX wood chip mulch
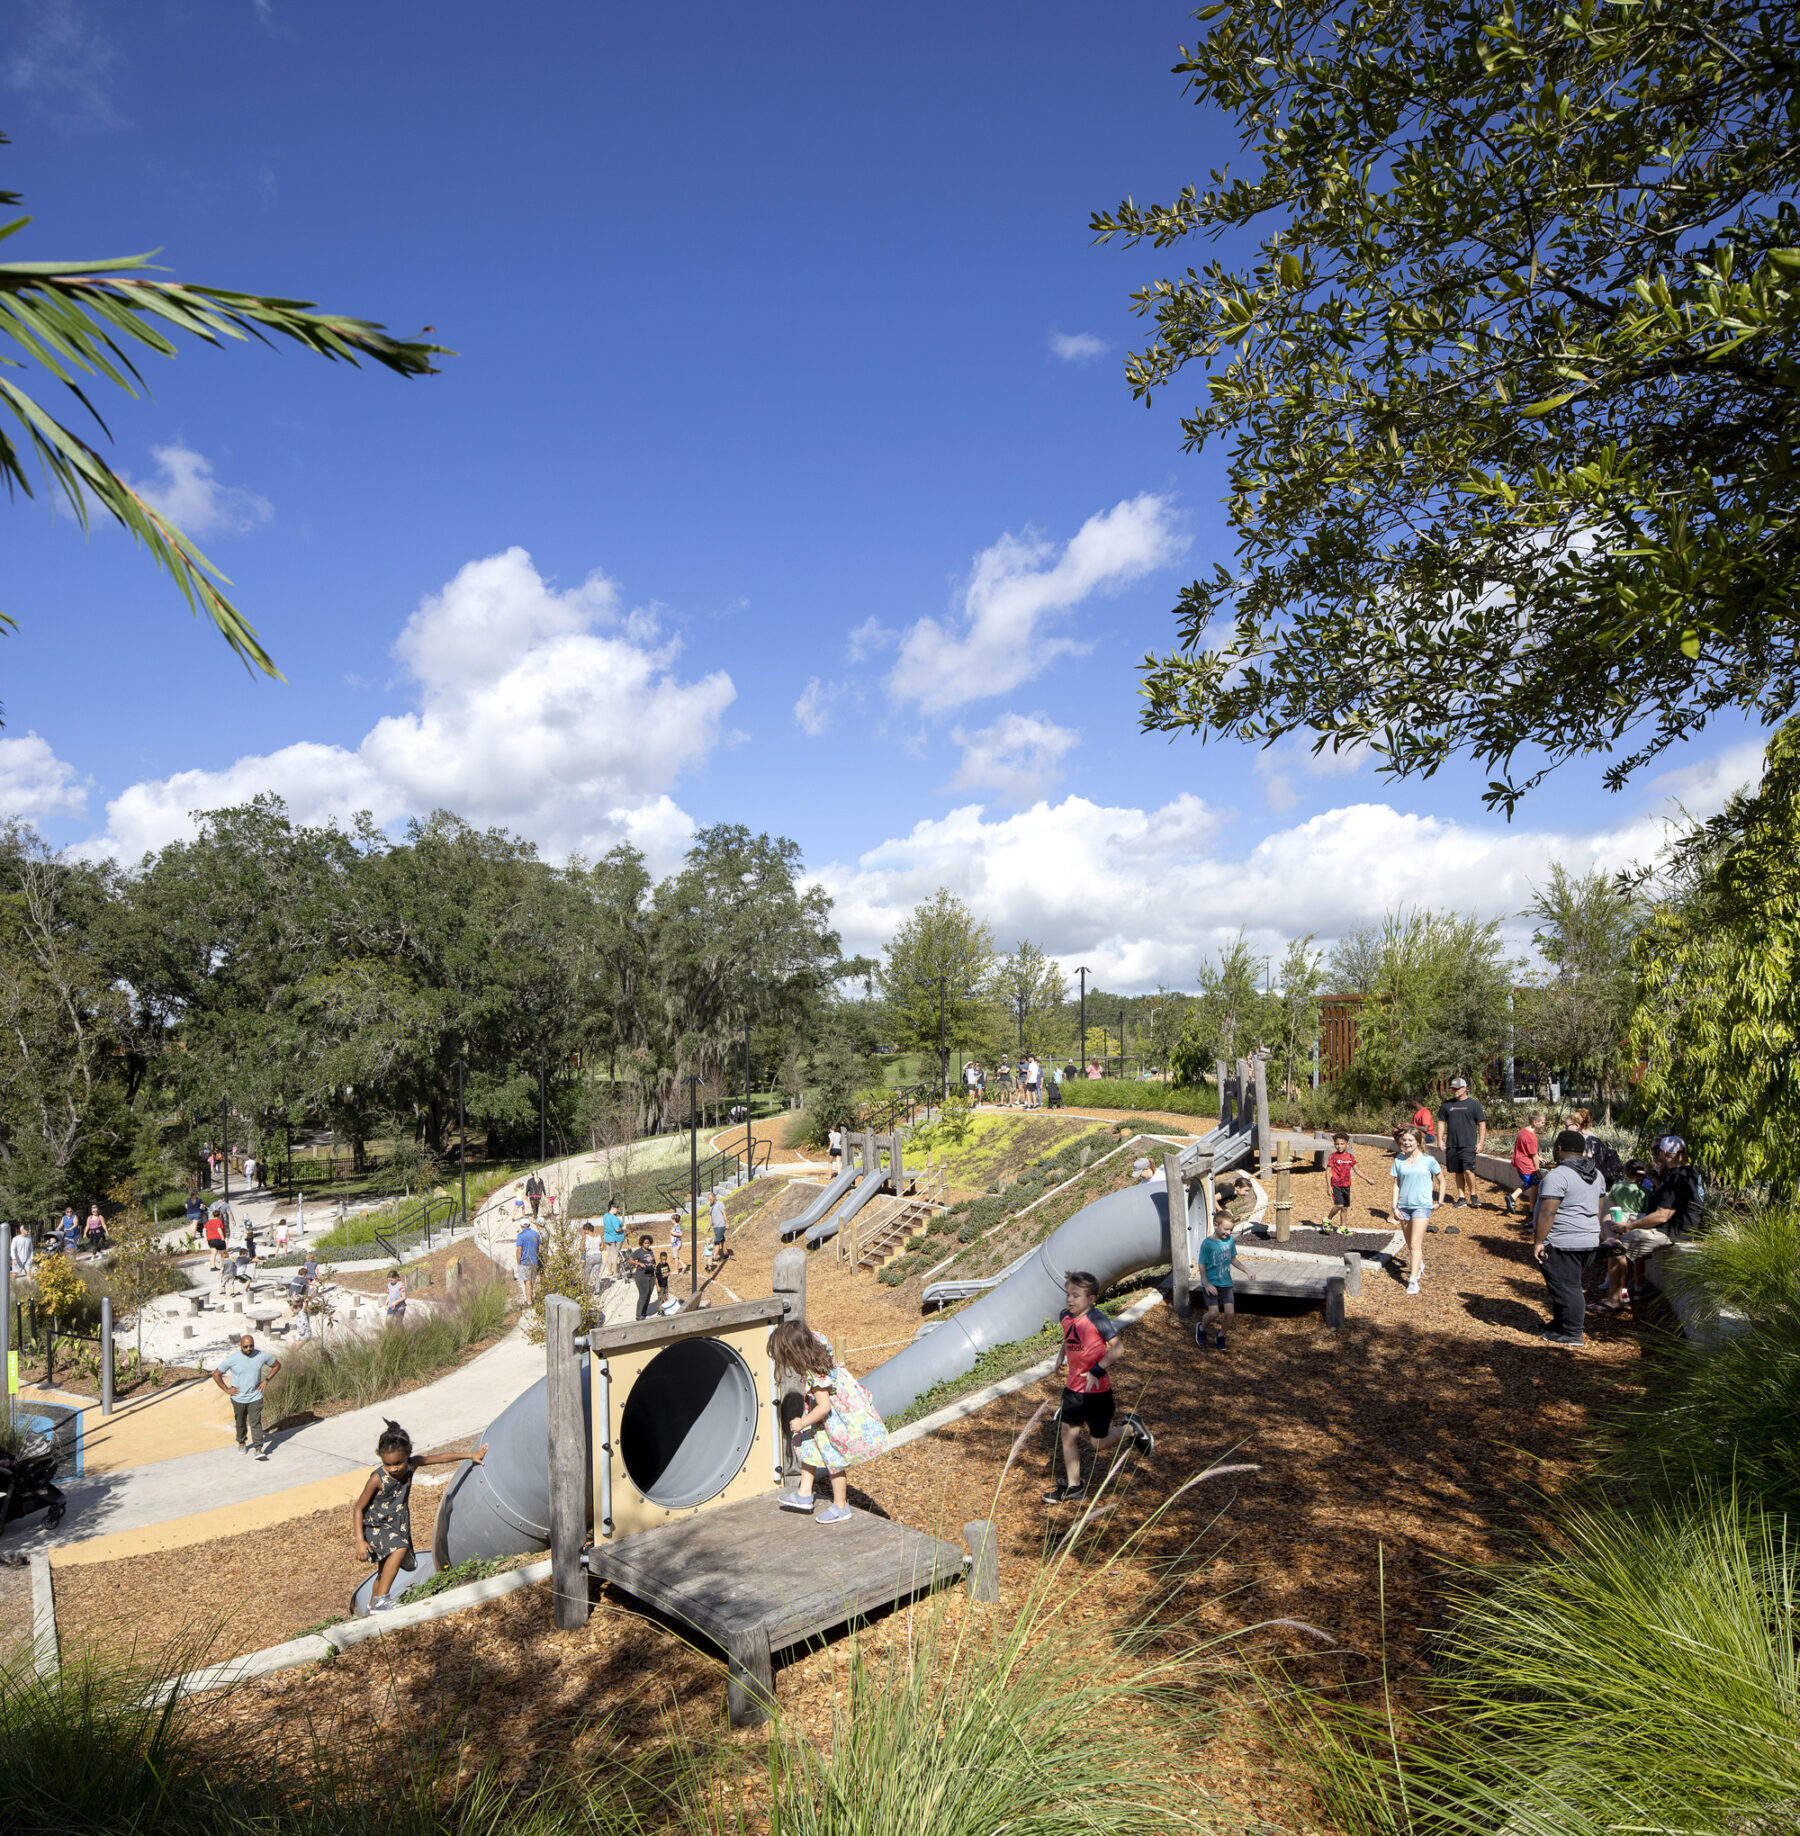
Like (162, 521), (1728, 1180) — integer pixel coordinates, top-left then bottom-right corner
(67, 1159), (1651, 1834)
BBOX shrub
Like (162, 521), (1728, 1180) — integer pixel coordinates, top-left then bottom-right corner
(263, 1272), (510, 1419)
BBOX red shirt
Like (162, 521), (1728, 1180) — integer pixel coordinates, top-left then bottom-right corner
(1059, 1305), (1119, 1394)
(1511, 1127), (1539, 1177)
(1412, 1105), (1434, 1135)
(1328, 1150), (1356, 1187)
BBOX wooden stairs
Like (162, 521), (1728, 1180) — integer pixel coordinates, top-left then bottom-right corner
(847, 1192), (946, 1272)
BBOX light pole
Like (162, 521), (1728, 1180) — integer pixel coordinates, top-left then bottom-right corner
(220, 1096), (230, 1208)
(684, 1073), (702, 1295)
(937, 974), (948, 1102)
(740, 1023), (752, 1182)
(451, 1059), (468, 1221)
(1076, 966), (1092, 1074)
(538, 1045), (546, 1165)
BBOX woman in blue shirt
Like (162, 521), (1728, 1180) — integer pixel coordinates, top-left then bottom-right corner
(1390, 1127), (1443, 1297)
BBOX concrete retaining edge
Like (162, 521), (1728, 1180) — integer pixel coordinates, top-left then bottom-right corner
(146, 1558), (553, 1704)
(29, 1551), (57, 1677)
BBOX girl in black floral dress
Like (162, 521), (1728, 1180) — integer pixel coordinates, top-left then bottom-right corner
(352, 1420), (486, 1610)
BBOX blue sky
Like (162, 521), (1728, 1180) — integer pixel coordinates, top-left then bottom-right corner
(0, 0), (1767, 986)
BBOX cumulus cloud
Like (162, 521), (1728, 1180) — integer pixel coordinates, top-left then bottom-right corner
(793, 676), (841, 736)
(127, 445), (272, 537)
(813, 789), (1707, 992)
(1049, 330), (1110, 362)
(846, 617), (895, 664)
(0, 732), (91, 820)
(1255, 733), (1373, 811)
(950, 712), (1079, 800)
(1646, 735), (1767, 813)
(87, 547), (734, 867)
(889, 494), (1187, 716)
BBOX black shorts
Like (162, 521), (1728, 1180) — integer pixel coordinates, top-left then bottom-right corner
(1331, 1184), (1352, 1209)
(1445, 1146), (1478, 1173)
(1202, 1283), (1235, 1309)
(1060, 1387), (1115, 1440)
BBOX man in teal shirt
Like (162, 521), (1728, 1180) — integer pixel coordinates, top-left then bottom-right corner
(212, 1332), (281, 1459)
(601, 1203), (625, 1278)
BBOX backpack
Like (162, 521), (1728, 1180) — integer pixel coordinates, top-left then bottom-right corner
(818, 1360), (889, 1464)
(1590, 1138), (1622, 1186)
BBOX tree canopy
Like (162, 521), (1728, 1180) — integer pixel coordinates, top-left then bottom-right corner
(1097, 0), (1800, 811)
(1, 133), (445, 677)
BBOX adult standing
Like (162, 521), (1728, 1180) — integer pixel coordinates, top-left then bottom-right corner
(1025, 1055), (1041, 1110)
(709, 1189), (728, 1266)
(514, 1215), (542, 1306)
(243, 1152), (258, 1190)
(622, 1233), (658, 1320)
(56, 1205), (78, 1254)
(1531, 1129), (1607, 1346)
(582, 1217), (607, 1289)
(1435, 1077), (1489, 1207)
(212, 1331), (281, 1460)
(83, 1202), (106, 1250)
(601, 1200), (625, 1278)
(8, 1221), (32, 1284)
(524, 1171), (546, 1220)
(827, 1126), (843, 1173)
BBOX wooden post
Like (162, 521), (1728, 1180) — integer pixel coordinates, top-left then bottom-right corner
(1342, 1250), (1362, 1298)
(889, 1131), (905, 1196)
(1274, 1137), (1292, 1244)
(1217, 1059), (1229, 1130)
(1164, 1150), (1194, 1319)
(1254, 1055), (1272, 1182)
(545, 1293), (590, 1630)
(1324, 1275), (1346, 1329)
(963, 1520), (999, 1602)
(772, 1247), (807, 1483)
(725, 1622), (775, 1726)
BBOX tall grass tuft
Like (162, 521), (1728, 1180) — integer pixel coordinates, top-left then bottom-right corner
(1275, 1495), (1800, 1836)
(1664, 1199), (1800, 1321)
(264, 1273), (510, 1418)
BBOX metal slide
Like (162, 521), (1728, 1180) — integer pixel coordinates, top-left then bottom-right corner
(862, 1159), (1198, 1423)
(802, 1163), (889, 1250)
(778, 1159), (864, 1242)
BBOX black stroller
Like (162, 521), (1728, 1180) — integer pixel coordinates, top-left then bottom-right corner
(1, 1441), (66, 1532)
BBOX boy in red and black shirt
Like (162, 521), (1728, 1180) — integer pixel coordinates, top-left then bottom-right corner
(1326, 1131), (1371, 1234)
(1044, 1271), (1153, 1505)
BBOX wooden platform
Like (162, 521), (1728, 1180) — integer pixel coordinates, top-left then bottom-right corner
(584, 1491), (968, 1724)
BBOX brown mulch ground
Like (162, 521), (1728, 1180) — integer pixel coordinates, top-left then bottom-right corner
(0, 1560), (32, 1662)
(59, 1152), (1650, 1832)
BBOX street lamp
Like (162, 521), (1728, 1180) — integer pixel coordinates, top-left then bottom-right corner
(684, 1073), (702, 1295)
(220, 1096), (230, 1208)
(451, 1059), (468, 1221)
(740, 1023), (752, 1183)
(937, 974), (948, 1103)
(1076, 966), (1092, 1074)
(538, 1045), (546, 1166)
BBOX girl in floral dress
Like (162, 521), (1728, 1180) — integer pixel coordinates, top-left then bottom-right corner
(767, 1320), (887, 1524)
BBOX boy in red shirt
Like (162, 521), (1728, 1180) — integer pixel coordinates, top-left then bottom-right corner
(1410, 1102), (1436, 1145)
(1044, 1271), (1153, 1505)
(1505, 1109), (1545, 1217)
(1326, 1131), (1372, 1233)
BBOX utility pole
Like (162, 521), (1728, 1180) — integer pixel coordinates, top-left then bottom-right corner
(451, 1058), (468, 1221)
(1076, 966), (1092, 1073)
(685, 1074), (702, 1294)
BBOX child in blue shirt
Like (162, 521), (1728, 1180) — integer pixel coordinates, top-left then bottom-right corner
(1196, 1203), (1238, 1351)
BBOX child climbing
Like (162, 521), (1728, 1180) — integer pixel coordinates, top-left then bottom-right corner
(1196, 1204), (1238, 1350)
(768, 1319), (887, 1524)
(1045, 1271), (1153, 1505)
(353, 1421), (487, 1611)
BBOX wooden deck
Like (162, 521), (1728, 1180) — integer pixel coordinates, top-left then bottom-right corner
(584, 1491), (968, 1723)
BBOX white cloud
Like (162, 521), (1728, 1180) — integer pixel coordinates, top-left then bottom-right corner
(1646, 736), (1766, 816)
(1254, 733), (1372, 810)
(793, 676), (840, 736)
(1049, 331), (1110, 363)
(950, 712), (1079, 800)
(127, 445), (272, 538)
(8, 0), (120, 129)
(86, 547), (734, 867)
(889, 494), (1187, 716)
(846, 617), (894, 664)
(814, 790), (1686, 992)
(0, 732), (90, 819)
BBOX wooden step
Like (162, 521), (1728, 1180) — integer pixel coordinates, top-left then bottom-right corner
(853, 1195), (944, 1272)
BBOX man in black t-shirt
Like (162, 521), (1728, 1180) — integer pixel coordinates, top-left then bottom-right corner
(1636, 1136), (1704, 1237)
(1435, 1076), (1489, 1207)
(524, 1171), (546, 1219)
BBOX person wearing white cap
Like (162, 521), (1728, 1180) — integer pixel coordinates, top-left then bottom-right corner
(1434, 1076), (1488, 1208)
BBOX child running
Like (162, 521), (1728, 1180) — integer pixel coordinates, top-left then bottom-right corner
(768, 1320), (888, 1523)
(1045, 1270), (1153, 1504)
(1390, 1127), (1443, 1296)
(353, 1421), (486, 1611)
(1326, 1132), (1372, 1233)
(1196, 1203), (1237, 1350)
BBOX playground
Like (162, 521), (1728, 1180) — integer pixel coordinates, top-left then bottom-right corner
(0, 1085), (1659, 1832)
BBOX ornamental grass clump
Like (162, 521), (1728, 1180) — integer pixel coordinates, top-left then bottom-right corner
(1278, 1495), (1800, 1836)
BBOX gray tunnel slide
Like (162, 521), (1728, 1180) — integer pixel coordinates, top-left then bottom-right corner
(802, 1161), (888, 1250)
(381, 1169), (1188, 1612)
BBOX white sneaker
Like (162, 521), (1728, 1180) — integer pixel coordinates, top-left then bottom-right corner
(1405, 1276), (1421, 1295)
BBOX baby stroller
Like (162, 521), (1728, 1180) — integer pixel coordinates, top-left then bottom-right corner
(1, 1441), (66, 1531)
